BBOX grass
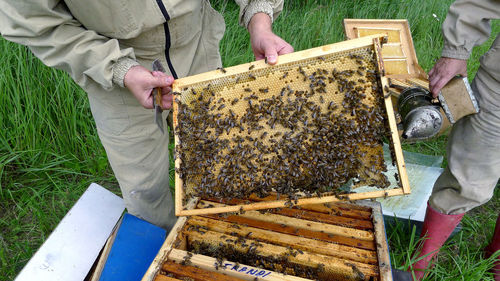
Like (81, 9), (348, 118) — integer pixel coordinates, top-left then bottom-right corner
(1, 0), (499, 280)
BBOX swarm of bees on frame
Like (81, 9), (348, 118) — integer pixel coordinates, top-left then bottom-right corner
(175, 47), (394, 203)
(188, 240), (325, 280)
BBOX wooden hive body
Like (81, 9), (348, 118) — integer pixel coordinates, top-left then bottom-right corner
(142, 199), (392, 281)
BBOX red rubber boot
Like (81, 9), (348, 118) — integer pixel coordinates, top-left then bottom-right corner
(409, 202), (464, 280)
(485, 213), (500, 281)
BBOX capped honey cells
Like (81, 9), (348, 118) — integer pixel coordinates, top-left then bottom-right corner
(175, 47), (395, 203)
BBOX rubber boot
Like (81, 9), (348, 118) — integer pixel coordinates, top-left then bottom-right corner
(409, 202), (464, 280)
(484, 213), (500, 281)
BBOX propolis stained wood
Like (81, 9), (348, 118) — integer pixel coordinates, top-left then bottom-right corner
(142, 199), (392, 281)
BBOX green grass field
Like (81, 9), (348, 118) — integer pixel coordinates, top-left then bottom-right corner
(1, 0), (499, 280)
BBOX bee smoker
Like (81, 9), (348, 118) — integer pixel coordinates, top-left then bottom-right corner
(396, 77), (480, 140)
(397, 87), (443, 140)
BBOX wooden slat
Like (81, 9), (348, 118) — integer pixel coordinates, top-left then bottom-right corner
(186, 216), (377, 264)
(89, 216), (122, 281)
(294, 202), (372, 220)
(202, 213), (376, 251)
(247, 194), (373, 213)
(186, 229), (379, 279)
(178, 188), (406, 216)
(268, 207), (373, 230)
(206, 198), (373, 230)
(154, 275), (183, 281)
(220, 195), (373, 218)
(371, 203), (393, 281)
(168, 249), (310, 281)
(388, 78), (412, 90)
(406, 77), (429, 89)
(199, 201), (374, 241)
(162, 260), (247, 281)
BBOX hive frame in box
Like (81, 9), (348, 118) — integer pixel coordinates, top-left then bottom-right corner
(142, 199), (392, 281)
(173, 35), (410, 216)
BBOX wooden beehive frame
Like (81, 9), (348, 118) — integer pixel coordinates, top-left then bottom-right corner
(343, 19), (427, 79)
(142, 199), (392, 281)
(173, 35), (410, 216)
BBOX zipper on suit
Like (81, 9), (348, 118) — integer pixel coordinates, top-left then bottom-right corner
(155, 0), (178, 79)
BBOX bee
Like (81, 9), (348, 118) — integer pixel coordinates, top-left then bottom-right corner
(217, 67), (227, 73)
(244, 88), (252, 92)
(248, 64), (255, 70)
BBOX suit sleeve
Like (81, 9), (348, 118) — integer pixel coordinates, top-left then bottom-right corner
(441, 0), (500, 60)
(234, 0), (284, 28)
(0, 0), (139, 90)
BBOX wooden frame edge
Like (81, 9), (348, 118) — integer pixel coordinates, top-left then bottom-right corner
(167, 248), (311, 281)
(89, 215), (123, 281)
(172, 35), (385, 89)
(177, 189), (405, 216)
(373, 37), (411, 195)
(173, 99), (183, 217)
(371, 202), (393, 281)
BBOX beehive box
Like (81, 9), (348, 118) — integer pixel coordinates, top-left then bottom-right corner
(172, 35), (410, 216)
(142, 199), (392, 281)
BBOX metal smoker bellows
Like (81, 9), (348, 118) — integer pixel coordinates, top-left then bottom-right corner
(397, 87), (443, 140)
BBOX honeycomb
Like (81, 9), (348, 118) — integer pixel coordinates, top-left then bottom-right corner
(174, 44), (396, 204)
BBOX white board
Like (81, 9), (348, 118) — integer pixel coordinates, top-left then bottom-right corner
(15, 183), (125, 281)
(354, 163), (442, 222)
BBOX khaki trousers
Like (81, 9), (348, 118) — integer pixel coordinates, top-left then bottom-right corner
(86, 1), (225, 230)
(89, 70), (176, 229)
(430, 34), (500, 215)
